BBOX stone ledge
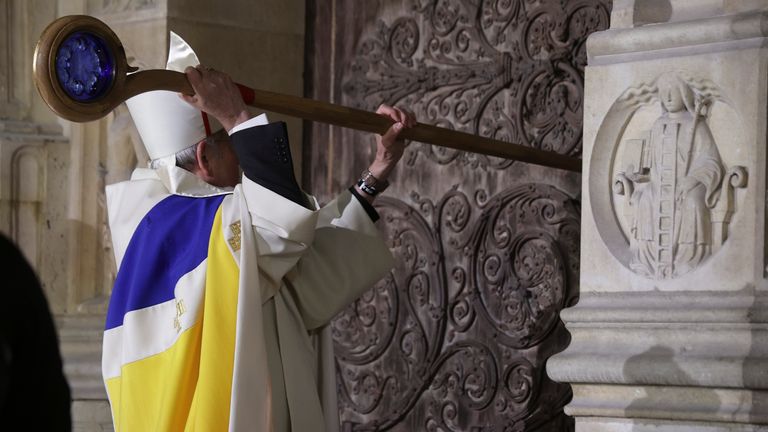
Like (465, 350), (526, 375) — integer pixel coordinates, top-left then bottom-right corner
(561, 291), (768, 323)
(547, 325), (768, 389)
(576, 416), (768, 432)
(587, 11), (768, 65)
(568, 384), (767, 424)
(72, 400), (113, 432)
(57, 314), (107, 400)
(0, 120), (67, 141)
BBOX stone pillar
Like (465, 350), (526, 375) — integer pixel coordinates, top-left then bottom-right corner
(547, 1), (768, 431)
(0, 0), (73, 312)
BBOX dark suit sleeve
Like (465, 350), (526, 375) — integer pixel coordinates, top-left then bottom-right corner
(230, 121), (310, 209)
(348, 186), (380, 222)
(230, 121), (380, 222)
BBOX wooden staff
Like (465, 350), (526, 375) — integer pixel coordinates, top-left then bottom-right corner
(33, 15), (581, 172)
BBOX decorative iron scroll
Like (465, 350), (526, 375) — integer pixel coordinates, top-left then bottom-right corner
(334, 184), (580, 430)
(343, 0), (610, 169)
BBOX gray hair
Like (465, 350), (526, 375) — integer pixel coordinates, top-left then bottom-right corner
(149, 130), (227, 171)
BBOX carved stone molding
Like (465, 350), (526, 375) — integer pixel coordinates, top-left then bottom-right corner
(10, 144), (45, 266)
(0, 0), (31, 119)
(547, 290), (768, 427)
(0, 0), (11, 115)
(92, 0), (158, 14)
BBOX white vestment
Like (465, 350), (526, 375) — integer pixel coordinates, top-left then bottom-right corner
(103, 158), (393, 432)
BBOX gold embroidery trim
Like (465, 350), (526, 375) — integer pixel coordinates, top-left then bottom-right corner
(228, 221), (242, 251)
(173, 299), (186, 333)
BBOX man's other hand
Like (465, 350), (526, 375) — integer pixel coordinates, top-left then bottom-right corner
(179, 65), (251, 132)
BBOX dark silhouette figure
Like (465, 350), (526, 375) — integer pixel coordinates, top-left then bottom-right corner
(0, 234), (71, 431)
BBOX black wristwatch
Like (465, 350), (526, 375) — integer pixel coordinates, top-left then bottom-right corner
(357, 170), (389, 196)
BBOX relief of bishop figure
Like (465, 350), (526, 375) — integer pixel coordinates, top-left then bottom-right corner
(626, 73), (724, 279)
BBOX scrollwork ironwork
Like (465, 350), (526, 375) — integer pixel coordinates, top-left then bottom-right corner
(343, 0), (610, 169)
(335, 184), (580, 430)
(330, 0), (605, 429)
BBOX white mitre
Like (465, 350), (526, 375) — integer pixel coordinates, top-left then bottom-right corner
(126, 32), (214, 161)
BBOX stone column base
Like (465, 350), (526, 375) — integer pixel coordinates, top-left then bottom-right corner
(549, 291), (768, 430)
(577, 417), (768, 432)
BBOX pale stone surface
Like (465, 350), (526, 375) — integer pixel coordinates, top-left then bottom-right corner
(58, 315), (108, 400)
(171, 3), (306, 176)
(548, 1), (768, 430)
(0, 120), (70, 312)
(611, 0), (768, 28)
(568, 384), (767, 424)
(577, 417), (768, 432)
(63, 322), (114, 431)
(168, 0), (305, 36)
(72, 400), (114, 432)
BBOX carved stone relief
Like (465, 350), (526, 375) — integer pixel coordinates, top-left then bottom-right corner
(593, 72), (747, 279)
(305, 1), (611, 429)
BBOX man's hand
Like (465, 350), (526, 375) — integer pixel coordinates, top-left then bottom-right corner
(179, 65), (250, 132)
(367, 104), (417, 182)
(353, 105), (416, 205)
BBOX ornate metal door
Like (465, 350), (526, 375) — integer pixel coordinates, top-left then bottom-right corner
(304, 1), (611, 430)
